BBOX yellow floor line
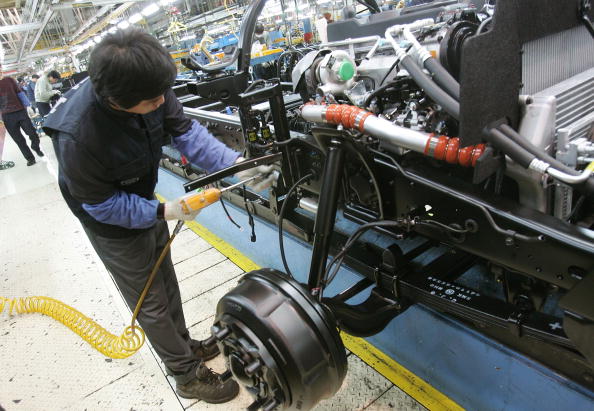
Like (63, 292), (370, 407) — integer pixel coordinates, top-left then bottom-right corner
(156, 193), (463, 410)
(341, 333), (463, 411)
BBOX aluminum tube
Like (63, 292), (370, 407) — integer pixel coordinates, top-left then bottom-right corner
(300, 105), (327, 123)
(402, 25), (433, 63)
(299, 197), (319, 214)
(320, 35), (381, 49)
(363, 116), (429, 153)
(300, 105), (429, 153)
(547, 167), (593, 185)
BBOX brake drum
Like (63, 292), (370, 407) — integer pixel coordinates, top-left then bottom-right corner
(210, 269), (347, 410)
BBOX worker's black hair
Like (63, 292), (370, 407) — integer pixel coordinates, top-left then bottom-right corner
(31, 74), (40, 79)
(255, 23), (265, 35)
(48, 70), (61, 80)
(17, 76), (24, 83)
(88, 27), (176, 109)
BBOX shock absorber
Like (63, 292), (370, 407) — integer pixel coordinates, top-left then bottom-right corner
(301, 103), (484, 167)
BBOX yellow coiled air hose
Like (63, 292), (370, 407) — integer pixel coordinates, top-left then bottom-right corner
(0, 220), (185, 359)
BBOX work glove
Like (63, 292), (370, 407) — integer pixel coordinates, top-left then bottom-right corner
(54, 90), (61, 96)
(234, 157), (278, 192)
(163, 197), (201, 221)
(26, 106), (35, 118)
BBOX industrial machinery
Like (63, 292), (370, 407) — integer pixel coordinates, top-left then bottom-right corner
(169, 0), (594, 409)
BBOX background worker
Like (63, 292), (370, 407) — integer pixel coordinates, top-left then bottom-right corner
(0, 65), (44, 166)
(25, 74), (39, 113)
(44, 28), (271, 404)
(35, 70), (61, 116)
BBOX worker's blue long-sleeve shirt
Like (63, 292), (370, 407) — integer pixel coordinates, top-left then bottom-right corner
(47, 81), (239, 236)
(81, 119), (240, 229)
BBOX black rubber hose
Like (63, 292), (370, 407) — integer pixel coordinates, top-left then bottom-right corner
(400, 55), (460, 119)
(498, 124), (594, 194)
(486, 128), (535, 168)
(424, 58), (460, 100)
(363, 79), (406, 109)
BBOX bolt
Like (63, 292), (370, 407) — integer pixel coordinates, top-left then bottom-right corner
(245, 360), (261, 376)
(505, 237), (515, 246)
(215, 327), (231, 341)
(584, 373), (594, 383)
(262, 399), (279, 411)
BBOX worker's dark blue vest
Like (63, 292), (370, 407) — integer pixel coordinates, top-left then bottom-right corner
(44, 79), (168, 238)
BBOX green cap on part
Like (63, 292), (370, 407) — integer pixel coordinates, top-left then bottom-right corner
(337, 61), (355, 81)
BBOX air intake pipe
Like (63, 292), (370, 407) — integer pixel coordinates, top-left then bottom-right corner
(301, 104), (484, 167)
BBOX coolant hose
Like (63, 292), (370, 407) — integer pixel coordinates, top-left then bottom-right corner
(487, 128), (535, 168)
(400, 55), (460, 119)
(424, 58), (460, 100)
(301, 103), (483, 166)
(400, 24), (460, 100)
(498, 124), (594, 194)
(487, 127), (594, 194)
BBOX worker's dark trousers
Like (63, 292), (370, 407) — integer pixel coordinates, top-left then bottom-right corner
(1, 109), (40, 161)
(83, 220), (201, 385)
(37, 102), (51, 117)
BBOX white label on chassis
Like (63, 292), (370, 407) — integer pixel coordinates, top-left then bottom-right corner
(427, 276), (480, 302)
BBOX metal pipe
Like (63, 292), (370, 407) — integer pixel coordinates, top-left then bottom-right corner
(301, 104), (483, 167)
(299, 197), (319, 214)
(320, 35), (381, 49)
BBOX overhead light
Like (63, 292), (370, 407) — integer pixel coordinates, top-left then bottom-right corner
(129, 13), (143, 24)
(108, 26), (118, 34)
(159, 0), (174, 5)
(117, 20), (130, 29)
(141, 3), (160, 16)
(94, 35), (102, 43)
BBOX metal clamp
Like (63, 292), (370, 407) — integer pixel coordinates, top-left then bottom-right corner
(183, 152), (282, 192)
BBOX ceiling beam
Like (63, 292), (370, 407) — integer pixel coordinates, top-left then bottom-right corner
(69, 2), (134, 46)
(17, 0), (41, 65)
(69, 5), (111, 40)
(51, 0), (142, 11)
(0, 22), (42, 35)
(27, 9), (54, 54)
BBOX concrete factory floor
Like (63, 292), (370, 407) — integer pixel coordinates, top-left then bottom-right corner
(0, 126), (425, 410)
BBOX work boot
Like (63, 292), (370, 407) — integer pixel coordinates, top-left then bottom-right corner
(33, 148), (44, 157)
(27, 159), (36, 166)
(176, 365), (239, 403)
(191, 338), (220, 361)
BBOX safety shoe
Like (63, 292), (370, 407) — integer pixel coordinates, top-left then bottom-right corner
(192, 339), (220, 361)
(26, 159), (36, 166)
(33, 148), (44, 157)
(176, 365), (239, 403)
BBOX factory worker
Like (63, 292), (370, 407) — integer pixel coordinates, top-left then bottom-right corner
(44, 28), (270, 404)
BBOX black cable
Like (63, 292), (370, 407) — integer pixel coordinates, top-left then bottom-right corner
(245, 79), (265, 93)
(242, 185), (256, 242)
(219, 198), (242, 230)
(363, 79), (407, 109)
(323, 220), (407, 290)
(278, 173), (313, 278)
